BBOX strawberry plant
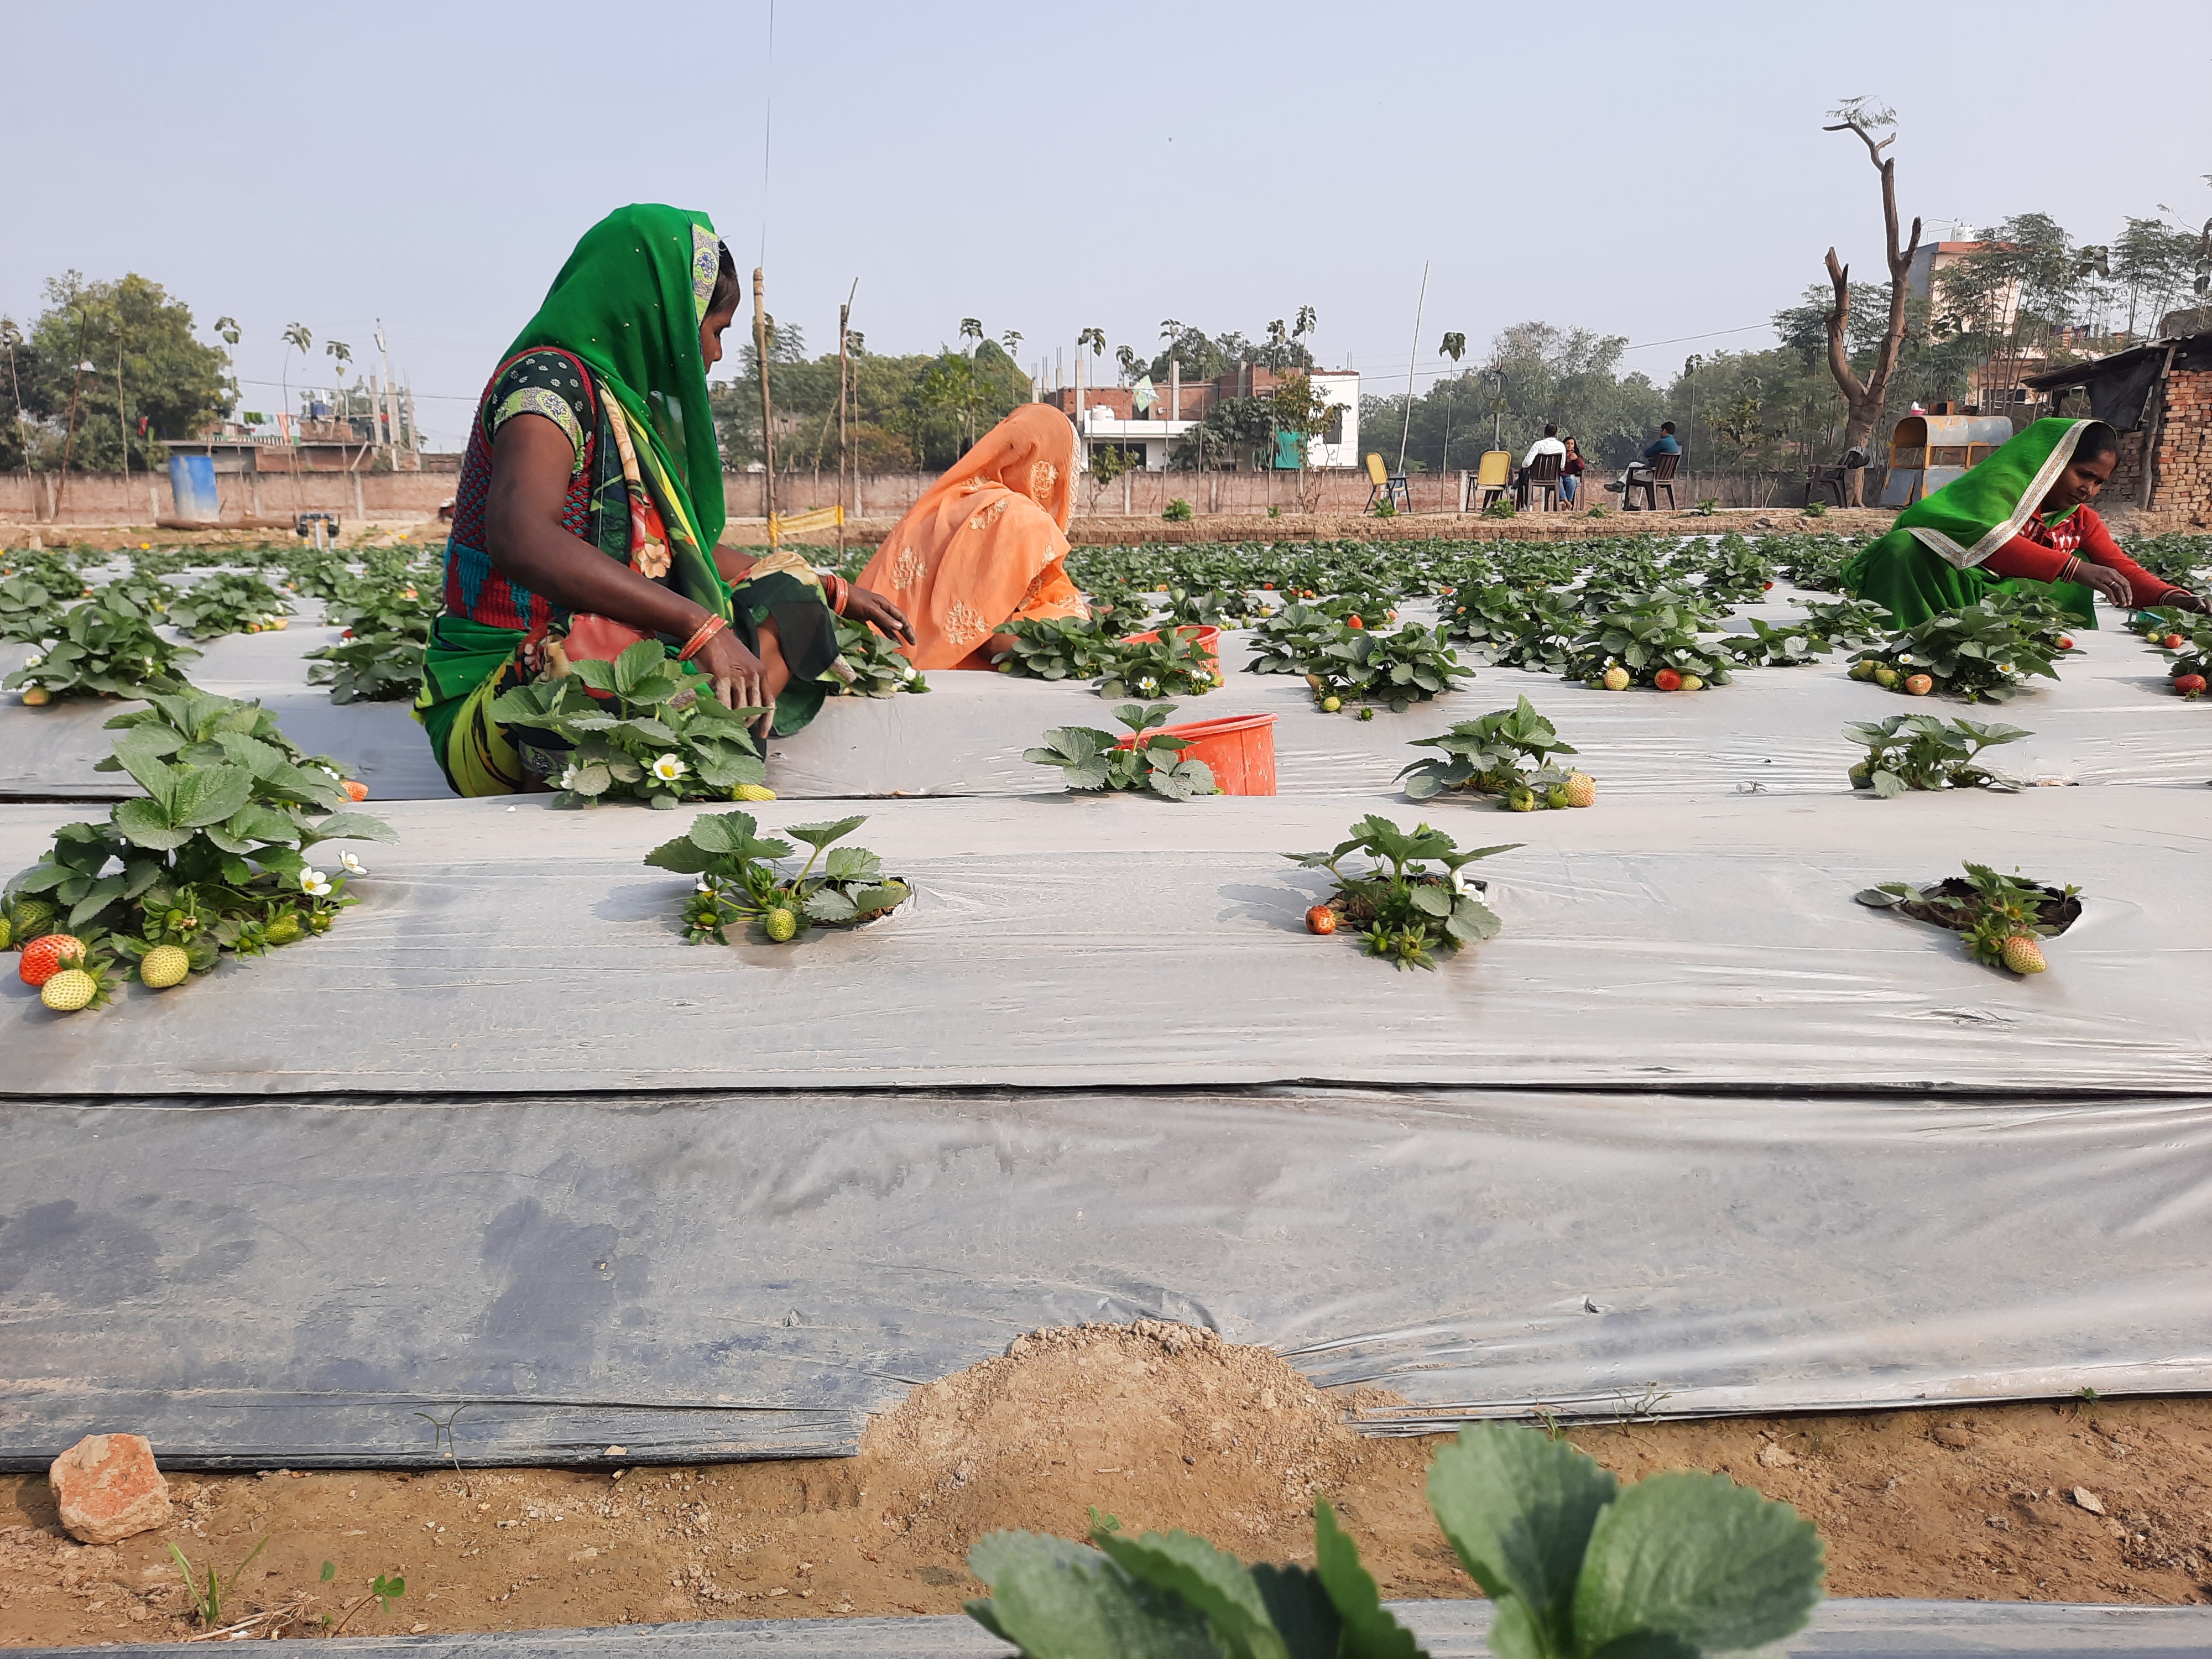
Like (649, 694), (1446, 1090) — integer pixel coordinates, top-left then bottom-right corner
(1100, 625), (1221, 700)
(3, 689), (394, 999)
(1160, 585), (1266, 625)
(1848, 593), (2072, 703)
(488, 639), (768, 807)
(1856, 862), (2078, 976)
(1489, 589), (1588, 675)
(1796, 595), (1893, 649)
(169, 571), (294, 640)
(1025, 702), (1217, 800)
(1243, 602), (1345, 676)
(833, 618), (931, 697)
(1439, 580), (1536, 648)
(1569, 589), (1734, 688)
(966, 1422), (1823, 1659)
(1770, 533), (1867, 593)
(306, 630), (427, 704)
(5, 588), (201, 702)
(1400, 696), (1594, 810)
(0, 549), (92, 596)
(992, 616), (1118, 684)
(1844, 714), (2029, 795)
(0, 575), (71, 643)
(1288, 815), (1516, 969)
(1307, 622), (1473, 712)
(646, 810), (910, 945)
(1715, 617), (1820, 668)
(1689, 532), (1775, 604)
(2119, 532), (2212, 588)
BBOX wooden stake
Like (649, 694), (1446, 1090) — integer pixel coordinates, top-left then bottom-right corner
(838, 280), (856, 560)
(753, 267), (776, 538)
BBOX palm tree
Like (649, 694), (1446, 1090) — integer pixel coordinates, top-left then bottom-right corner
(999, 329), (1023, 401)
(280, 322), (312, 509)
(1438, 331), (1467, 474)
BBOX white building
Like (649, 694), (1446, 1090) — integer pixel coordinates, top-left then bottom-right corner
(1047, 367), (1359, 472)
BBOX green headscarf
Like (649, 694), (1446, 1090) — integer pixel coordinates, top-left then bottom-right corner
(1891, 417), (2091, 571)
(506, 202), (729, 572)
(1840, 418), (2101, 629)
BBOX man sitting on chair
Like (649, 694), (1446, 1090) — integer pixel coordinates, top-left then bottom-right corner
(1618, 422), (1680, 509)
(1520, 423), (1566, 471)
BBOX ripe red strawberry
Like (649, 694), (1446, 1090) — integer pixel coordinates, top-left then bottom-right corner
(2176, 673), (2207, 698)
(1305, 905), (1338, 935)
(342, 780), (370, 802)
(1653, 668), (1683, 691)
(2163, 633), (2186, 649)
(1345, 615), (1365, 629)
(18, 933), (86, 988)
(2057, 635), (2075, 651)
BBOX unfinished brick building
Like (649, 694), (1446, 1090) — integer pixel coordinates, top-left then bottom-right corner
(2027, 307), (2212, 530)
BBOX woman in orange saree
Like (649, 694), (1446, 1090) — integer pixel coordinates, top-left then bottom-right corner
(859, 406), (1089, 671)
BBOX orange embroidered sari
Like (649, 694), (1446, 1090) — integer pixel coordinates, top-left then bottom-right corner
(860, 406), (1089, 670)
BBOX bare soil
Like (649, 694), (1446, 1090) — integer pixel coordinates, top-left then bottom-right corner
(4, 1322), (2209, 1646)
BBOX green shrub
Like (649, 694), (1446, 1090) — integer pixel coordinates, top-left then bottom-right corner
(647, 812), (909, 945)
(1400, 697), (1588, 808)
(1162, 498), (1195, 523)
(1290, 815), (1515, 970)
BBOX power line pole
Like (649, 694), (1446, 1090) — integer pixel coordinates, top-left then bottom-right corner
(837, 279), (855, 561)
(752, 267), (777, 533)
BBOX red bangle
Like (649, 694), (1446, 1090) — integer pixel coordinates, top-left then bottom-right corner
(820, 571), (849, 615)
(677, 615), (726, 662)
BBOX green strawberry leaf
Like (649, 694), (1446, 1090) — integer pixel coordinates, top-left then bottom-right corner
(1572, 1470), (1824, 1656)
(1426, 1424), (1616, 1655)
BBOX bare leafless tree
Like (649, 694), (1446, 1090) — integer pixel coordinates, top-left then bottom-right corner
(1821, 98), (1922, 504)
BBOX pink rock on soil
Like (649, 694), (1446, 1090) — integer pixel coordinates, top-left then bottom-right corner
(49, 1433), (172, 1545)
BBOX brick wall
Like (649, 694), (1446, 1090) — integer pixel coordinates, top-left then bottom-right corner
(2146, 356), (2211, 526)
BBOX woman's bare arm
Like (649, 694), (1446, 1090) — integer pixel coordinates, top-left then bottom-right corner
(483, 413), (775, 709)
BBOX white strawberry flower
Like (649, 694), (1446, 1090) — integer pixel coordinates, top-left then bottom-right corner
(23, 654), (40, 669)
(338, 850), (368, 876)
(299, 868), (333, 898)
(1448, 865), (1469, 896)
(556, 764), (581, 790)
(650, 753), (687, 783)
(319, 765), (342, 781)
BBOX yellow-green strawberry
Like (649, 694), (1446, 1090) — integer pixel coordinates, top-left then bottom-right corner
(140, 945), (191, 989)
(731, 783), (778, 802)
(2000, 935), (2047, 975)
(0, 914), (10, 952)
(1561, 771), (1597, 808)
(1505, 785), (1537, 812)
(41, 963), (111, 1013)
(9, 896), (56, 942)
(763, 907), (799, 942)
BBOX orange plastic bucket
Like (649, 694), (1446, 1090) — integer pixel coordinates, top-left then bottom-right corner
(1120, 712), (1277, 795)
(1118, 624), (1222, 671)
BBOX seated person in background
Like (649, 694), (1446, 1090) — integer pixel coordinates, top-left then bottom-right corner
(859, 406), (1091, 671)
(1559, 436), (1586, 505)
(1841, 418), (2203, 628)
(1619, 422), (1679, 506)
(1520, 422), (1566, 470)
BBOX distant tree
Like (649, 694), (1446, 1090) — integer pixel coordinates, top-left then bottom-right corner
(19, 272), (229, 472)
(1819, 97), (1922, 503)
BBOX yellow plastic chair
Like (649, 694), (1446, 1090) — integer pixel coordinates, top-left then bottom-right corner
(1364, 452), (1411, 513)
(1474, 450), (1512, 510)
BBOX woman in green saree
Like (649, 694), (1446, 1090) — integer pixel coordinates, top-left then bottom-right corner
(418, 204), (911, 796)
(1841, 418), (2202, 630)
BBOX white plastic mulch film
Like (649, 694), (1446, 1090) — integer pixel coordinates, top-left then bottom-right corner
(2, 540), (2209, 1466)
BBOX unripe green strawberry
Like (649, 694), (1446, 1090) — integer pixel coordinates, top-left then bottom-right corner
(1505, 786), (1537, 812)
(1546, 786), (1571, 810)
(1601, 665), (1630, 691)
(1561, 771), (1597, 808)
(1872, 666), (1899, 688)
(764, 907), (799, 942)
(1320, 695), (1342, 712)
(140, 944), (191, 989)
(1849, 659), (1876, 681)
(2000, 935), (2047, 975)
(265, 913), (304, 946)
(1849, 761), (1874, 789)
(40, 966), (105, 1013)
(0, 914), (10, 952)
(9, 896), (56, 942)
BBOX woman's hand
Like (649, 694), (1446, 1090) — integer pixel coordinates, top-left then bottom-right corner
(842, 583), (915, 646)
(694, 627), (770, 714)
(2077, 562), (2135, 608)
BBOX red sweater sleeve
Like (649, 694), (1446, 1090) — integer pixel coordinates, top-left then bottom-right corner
(1980, 535), (2072, 583)
(2070, 509), (2179, 600)
(1980, 509), (2183, 599)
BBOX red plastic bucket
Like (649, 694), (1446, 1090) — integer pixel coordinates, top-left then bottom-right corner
(1120, 712), (1277, 795)
(1118, 624), (1222, 671)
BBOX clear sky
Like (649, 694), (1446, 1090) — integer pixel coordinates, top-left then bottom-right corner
(6, 0), (2206, 448)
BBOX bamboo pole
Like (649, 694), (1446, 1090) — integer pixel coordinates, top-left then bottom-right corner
(753, 267), (776, 536)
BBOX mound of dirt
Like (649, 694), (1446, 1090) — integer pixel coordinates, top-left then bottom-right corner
(6, 1322), (2212, 1647)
